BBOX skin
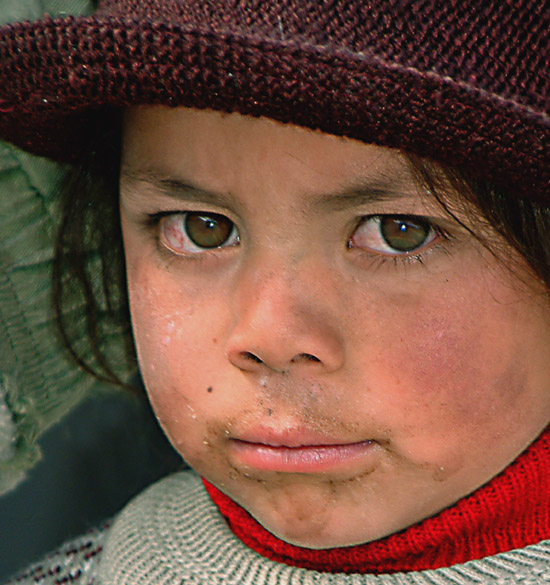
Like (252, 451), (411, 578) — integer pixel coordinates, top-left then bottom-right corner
(119, 106), (550, 549)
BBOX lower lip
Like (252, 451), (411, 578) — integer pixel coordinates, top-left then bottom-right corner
(230, 439), (376, 473)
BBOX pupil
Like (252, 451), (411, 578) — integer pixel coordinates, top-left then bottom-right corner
(185, 212), (233, 248)
(380, 217), (429, 252)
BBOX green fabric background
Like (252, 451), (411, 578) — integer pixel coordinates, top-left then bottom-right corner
(0, 0), (135, 494)
(0, 0), (94, 25)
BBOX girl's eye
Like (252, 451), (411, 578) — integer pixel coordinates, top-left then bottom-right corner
(160, 212), (239, 254)
(350, 215), (438, 255)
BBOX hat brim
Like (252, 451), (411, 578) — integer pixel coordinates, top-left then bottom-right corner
(1, 15), (549, 199)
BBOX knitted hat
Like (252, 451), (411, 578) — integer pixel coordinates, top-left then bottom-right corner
(0, 0), (549, 200)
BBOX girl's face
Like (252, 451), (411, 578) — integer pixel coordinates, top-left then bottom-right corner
(120, 106), (550, 549)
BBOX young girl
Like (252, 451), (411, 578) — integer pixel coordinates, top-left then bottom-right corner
(1, 0), (550, 583)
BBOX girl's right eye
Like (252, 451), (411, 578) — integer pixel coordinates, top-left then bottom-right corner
(159, 212), (240, 255)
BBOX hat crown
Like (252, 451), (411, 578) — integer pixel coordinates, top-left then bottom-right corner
(1, 0), (549, 197)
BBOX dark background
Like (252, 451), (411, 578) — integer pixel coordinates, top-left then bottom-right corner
(0, 389), (182, 581)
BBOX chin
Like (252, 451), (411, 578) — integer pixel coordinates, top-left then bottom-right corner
(251, 505), (381, 550)
(263, 521), (381, 550)
(228, 474), (397, 549)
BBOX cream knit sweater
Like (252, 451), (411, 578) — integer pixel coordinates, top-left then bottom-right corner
(7, 471), (550, 585)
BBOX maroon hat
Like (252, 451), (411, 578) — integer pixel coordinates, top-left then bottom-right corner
(0, 0), (549, 200)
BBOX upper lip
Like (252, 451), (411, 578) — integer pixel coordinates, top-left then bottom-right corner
(231, 426), (367, 448)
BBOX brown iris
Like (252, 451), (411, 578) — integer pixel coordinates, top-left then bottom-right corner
(380, 217), (431, 252)
(185, 212), (234, 249)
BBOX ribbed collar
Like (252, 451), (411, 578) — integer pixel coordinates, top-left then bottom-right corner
(204, 427), (550, 574)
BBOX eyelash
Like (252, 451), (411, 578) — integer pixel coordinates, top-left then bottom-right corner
(347, 214), (453, 268)
(350, 240), (452, 271)
(144, 211), (239, 264)
(142, 211), (453, 267)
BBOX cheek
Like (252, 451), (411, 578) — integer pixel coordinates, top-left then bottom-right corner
(351, 277), (544, 462)
(386, 311), (490, 409)
(124, 253), (228, 456)
(125, 244), (220, 379)
(368, 313), (484, 444)
(129, 278), (196, 384)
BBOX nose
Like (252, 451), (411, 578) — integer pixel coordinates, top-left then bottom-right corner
(225, 261), (345, 374)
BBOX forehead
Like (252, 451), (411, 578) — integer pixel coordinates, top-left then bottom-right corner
(121, 106), (420, 205)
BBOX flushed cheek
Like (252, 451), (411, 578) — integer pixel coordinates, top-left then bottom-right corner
(358, 293), (532, 467)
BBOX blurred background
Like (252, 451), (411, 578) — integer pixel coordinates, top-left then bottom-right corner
(0, 387), (181, 581)
(0, 3), (182, 580)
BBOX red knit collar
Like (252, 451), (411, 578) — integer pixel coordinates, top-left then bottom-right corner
(203, 427), (550, 574)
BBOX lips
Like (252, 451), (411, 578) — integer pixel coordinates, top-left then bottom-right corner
(228, 427), (377, 473)
(233, 426), (357, 448)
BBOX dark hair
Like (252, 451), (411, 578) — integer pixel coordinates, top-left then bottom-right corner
(408, 156), (550, 293)
(53, 108), (136, 389)
(53, 112), (550, 386)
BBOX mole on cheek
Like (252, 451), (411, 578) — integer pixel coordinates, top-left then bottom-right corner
(207, 386), (214, 393)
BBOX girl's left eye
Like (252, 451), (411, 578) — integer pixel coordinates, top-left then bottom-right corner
(159, 212), (240, 255)
(349, 215), (439, 255)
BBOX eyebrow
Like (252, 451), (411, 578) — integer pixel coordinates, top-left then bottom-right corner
(120, 167), (414, 213)
(311, 182), (412, 213)
(121, 167), (235, 211)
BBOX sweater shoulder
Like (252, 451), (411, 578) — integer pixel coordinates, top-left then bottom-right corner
(101, 471), (550, 585)
(3, 522), (109, 585)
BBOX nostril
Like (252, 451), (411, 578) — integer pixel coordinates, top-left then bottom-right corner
(291, 353), (321, 363)
(232, 351), (323, 372)
(241, 351), (263, 364)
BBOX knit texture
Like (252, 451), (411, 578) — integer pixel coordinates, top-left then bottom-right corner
(0, 138), (137, 495)
(0, 0), (549, 200)
(4, 522), (108, 585)
(204, 426), (550, 574)
(5, 471), (550, 585)
(101, 471), (550, 585)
